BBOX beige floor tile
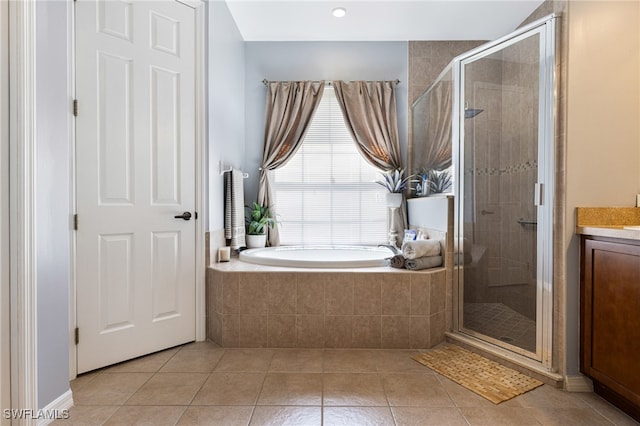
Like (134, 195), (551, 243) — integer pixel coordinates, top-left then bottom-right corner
(435, 374), (524, 408)
(375, 350), (429, 373)
(249, 406), (321, 426)
(73, 373), (153, 406)
(323, 373), (388, 407)
(179, 341), (221, 351)
(391, 407), (468, 426)
(70, 371), (101, 393)
(323, 407), (395, 426)
(517, 385), (589, 409)
(257, 373), (322, 406)
(105, 348), (180, 373)
(191, 372), (265, 405)
(580, 393), (640, 426)
(459, 407), (541, 425)
(102, 405), (186, 426)
(269, 349), (323, 372)
(214, 349), (274, 372)
(50, 405), (119, 425)
(176, 406), (254, 426)
(529, 407), (615, 425)
(381, 373), (454, 407)
(323, 350), (377, 372)
(159, 348), (225, 373)
(125, 373), (209, 406)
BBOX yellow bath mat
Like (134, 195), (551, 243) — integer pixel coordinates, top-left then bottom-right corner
(412, 344), (543, 404)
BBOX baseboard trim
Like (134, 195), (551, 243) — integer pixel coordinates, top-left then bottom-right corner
(565, 375), (593, 392)
(37, 389), (73, 426)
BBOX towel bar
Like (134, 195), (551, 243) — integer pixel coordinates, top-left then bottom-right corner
(219, 161), (249, 178)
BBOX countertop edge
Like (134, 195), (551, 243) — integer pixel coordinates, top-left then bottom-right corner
(576, 225), (640, 241)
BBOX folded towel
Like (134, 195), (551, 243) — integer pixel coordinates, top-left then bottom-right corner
(405, 256), (443, 271)
(402, 239), (441, 259)
(224, 169), (246, 249)
(387, 254), (405, 269)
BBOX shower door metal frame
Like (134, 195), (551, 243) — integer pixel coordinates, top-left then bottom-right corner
(452, 15), (556, 369)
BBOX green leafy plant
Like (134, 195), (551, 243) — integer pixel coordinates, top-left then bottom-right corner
(374, 168), (413, 193)
(428, 169), (452, 193)
(245, 202), (277, 235)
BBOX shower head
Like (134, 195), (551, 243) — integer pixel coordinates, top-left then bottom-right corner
(464, 108), (484, 119)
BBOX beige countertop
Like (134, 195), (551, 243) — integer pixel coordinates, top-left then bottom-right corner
(576, 206), (640, 241)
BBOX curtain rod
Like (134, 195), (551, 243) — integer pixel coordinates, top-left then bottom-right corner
(261, 79), (400, 86)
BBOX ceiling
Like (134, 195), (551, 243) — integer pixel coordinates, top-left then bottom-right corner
(224, 0), (546, 42)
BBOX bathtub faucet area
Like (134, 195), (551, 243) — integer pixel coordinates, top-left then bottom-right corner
(377, 244), (401, 256)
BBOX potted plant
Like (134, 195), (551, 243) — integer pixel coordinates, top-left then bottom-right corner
(245, 202), (276, 248)
(375, 168), (412, 207)
(428, 169), (452, 194)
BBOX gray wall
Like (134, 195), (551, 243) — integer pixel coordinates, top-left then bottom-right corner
(243, 42), (409, 205)
(35, 0), (71, 407)
(208, 0), (245, 231)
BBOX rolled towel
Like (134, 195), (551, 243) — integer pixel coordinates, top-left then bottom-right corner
(405, 256), (443, 271)
(402, 239), (441, 259)
(387, 254), (405, 269)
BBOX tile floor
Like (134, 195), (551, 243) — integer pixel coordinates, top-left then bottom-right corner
(56, 342), (639, 425)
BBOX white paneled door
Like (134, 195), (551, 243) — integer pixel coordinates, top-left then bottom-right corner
(76, 0), (196, 373)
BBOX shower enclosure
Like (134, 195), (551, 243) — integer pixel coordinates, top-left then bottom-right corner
(413, 15), (556, 368)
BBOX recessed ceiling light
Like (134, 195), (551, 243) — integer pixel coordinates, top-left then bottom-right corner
(332, 7), (346, 18)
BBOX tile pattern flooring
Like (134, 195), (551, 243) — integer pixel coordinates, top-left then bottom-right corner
(56, 341), (639, 425)
(463, 302), (537, 353)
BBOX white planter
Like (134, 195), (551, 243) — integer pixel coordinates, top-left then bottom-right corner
(246, 234), (267, 248)
(385, 192), (403, 208)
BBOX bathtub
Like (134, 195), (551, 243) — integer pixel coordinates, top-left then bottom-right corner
(239, 245), (394, 268)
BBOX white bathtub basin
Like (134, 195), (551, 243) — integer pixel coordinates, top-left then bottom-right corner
(239, 245), (394, 268)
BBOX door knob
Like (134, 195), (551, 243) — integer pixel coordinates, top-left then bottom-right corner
(174, 211), (192, 221)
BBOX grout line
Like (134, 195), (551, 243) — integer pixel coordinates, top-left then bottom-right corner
(433, 369), (472, 425)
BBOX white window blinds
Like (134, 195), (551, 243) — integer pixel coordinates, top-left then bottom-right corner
(272, 86), (388, 246)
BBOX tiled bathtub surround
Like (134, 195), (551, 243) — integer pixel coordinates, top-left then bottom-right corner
(206, 263), (447, 349)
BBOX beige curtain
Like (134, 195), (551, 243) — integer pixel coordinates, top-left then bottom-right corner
(257, 81), (325, 246)
(333, 80), (407, 246)
(423, 78), (452, 171)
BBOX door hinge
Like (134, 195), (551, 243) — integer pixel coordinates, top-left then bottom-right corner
(73, 214), (78, 230)
(73, 99), (78, 117)
(74, 327), (79, 345)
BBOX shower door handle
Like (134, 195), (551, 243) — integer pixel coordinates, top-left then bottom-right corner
(534, 183), (543, 206)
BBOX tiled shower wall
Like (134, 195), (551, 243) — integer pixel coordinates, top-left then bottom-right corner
(458, 38), (540, 321)
(206, 267), (447, 349)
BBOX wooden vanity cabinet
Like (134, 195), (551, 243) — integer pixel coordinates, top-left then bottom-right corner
(580, 236), (640, 422)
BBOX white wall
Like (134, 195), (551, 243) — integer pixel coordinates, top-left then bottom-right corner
(243, 41), (409, 205)
(564, 0), (640, 375)
(208, 0), (245, 231)
(35, 0), (71, 407)
(1, 0), (10, 419)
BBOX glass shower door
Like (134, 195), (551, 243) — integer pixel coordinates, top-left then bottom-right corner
(457, 23), (553, 361)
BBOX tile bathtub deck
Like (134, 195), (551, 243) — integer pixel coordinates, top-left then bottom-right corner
(56, 342), (639, 426)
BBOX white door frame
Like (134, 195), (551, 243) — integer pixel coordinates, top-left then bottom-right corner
(1, 0), (12, 420)
(8, 0), (39, 417)
(69, 0), (207, 379)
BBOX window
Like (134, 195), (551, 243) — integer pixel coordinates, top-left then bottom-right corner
(272, 86), (388, 246)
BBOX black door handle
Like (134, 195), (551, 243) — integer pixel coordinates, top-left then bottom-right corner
(174, 212), (192, 221)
